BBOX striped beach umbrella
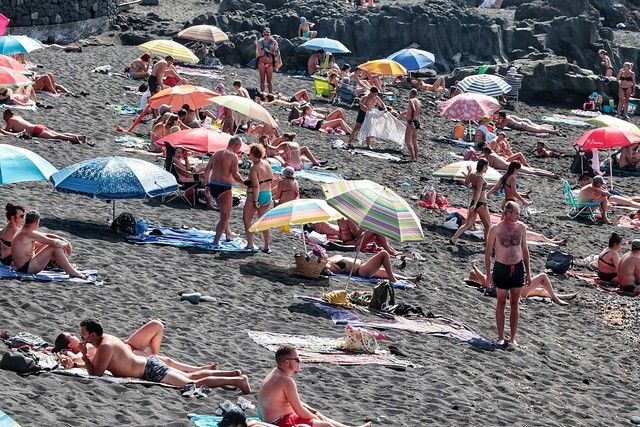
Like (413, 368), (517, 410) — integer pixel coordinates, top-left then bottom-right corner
(433, 160), (502, 183)
(250, 199), (343, 233)
(138, 40), (199, 63)
(457, 74), (511, 98)
(178, 25), (229, 43)
(321, 180), (424, 242)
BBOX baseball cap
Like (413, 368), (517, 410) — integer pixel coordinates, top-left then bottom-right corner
(632, 239), (640, 250)
(593, 176), (605, 185)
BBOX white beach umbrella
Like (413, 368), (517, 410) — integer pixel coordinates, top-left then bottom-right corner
(457, 74), (512, 98)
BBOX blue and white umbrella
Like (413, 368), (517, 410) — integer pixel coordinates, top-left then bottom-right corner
(457, 74), (512, 98)
(300, 37), (350, 54)
(50, 156), (178, 219)
(0, 144), (57, 184)
(0, 35), (44, 55)
(386, 48), (435, 71)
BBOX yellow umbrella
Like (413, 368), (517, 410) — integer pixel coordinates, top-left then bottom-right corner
(178, 25), (229, 43)
(138, 40), (199, 64)
(209, 95), (278, 128)
(358, 59), (407, 76)
(433, 161), (502, 183)
(586, 115), (640, 136)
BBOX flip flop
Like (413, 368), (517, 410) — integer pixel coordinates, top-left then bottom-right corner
(181, 382), (197, 397)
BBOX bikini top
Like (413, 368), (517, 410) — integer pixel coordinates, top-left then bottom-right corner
(244, 168), (273, 188)
(620, 75), (634, 82)
(598, 250), (616, 268)
(0, 229), (10, 247)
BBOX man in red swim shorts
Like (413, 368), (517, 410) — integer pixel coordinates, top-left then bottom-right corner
(3, 108), (91, 145)
(257, 345), (371, 427)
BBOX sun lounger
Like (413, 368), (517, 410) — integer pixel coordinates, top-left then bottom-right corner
(561, 179), (601, 222)
(0, 264), (101, 284)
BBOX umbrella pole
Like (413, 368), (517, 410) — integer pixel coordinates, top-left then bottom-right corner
(112, 201), (116, 222)
(344, 242), (362, 292)
(302, 231), (308, 254)
(609, 149), (614, 190)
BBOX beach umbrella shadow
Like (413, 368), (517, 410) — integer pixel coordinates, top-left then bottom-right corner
(39, 217), (122, 243)
(287, 302), (333, 320)
(239, 261), (330, 287)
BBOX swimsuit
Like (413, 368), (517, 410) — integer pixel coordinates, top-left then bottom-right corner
(492, 260), (525, 290)
(31, 124), (48, 137)
(356, 108), (367, 124)
(288, 162), (304, 171)
(408, 119), (421, 129)
(470, 201), (487, 211)
(271, 413), (314, 427)
(16, 258), (31, 273)
(597, 271), (617, 282)
(141, 356), (169, 383)
(289, 95), (298, 103)
(257, 190), (272, 207)
(148, 75), (159, 94)
(207, 182), (232, 200)
(302, 31), (311, 38)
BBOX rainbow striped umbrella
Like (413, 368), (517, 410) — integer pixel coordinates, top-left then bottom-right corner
(249, 198), (343, 233)
(321, 180), (423, 242)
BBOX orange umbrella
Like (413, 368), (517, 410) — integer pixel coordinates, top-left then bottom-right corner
(149, 84), (218, 110)
(0, 66), (30, 88)
(157, 127), (248, 153)
(0, 55), (26, 72)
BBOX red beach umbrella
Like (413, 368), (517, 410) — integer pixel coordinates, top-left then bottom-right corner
(0, 66), (30, 88)
(158, 127), (248, 153)
(0, 54), (26, 72)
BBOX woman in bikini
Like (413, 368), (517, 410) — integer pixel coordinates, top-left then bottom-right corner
(617, 62), (636, 118)
(127, 52), (151, 79)
(495, 111), (563, 136)
(0, 203), (25, 267)
(599, 49), (614, 77)
(289, 106), (353, 134)
(243, 144), (274, 253)
(279, 140), (323, 171)
(450, 159), (493, 245)
(273, 167), (299, 205)
(326, 251), (421, 284)
(597, 232), (623, 283)
(488, 161), (531, 209)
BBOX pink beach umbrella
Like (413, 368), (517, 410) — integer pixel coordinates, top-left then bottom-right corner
(0, 14), (9, 37)
(0, 54), (26, 72)
(437, 92), (502, 121)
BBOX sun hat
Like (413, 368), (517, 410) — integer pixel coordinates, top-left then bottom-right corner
(632, 239), (640, 250)
(282, 166), (295, 178)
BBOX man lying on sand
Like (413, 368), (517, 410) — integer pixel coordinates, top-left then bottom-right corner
(495, 111), (564, 136)
(327, 251), (420, 283)
(617, 239), (640, 294)
(3, 109), (91, 145)
(74, 318), (251, 393)
(11, 210), (86, 279)
(258, 345), (371, 427)
(53, 320), (243, 379)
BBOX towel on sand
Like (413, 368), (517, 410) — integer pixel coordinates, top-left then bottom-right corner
(114, 135), (149, 149)
(295, 296), (494, 348)
(248, 330), (416, 368)
(294, 170), (343, 183)
(189, 415), (261, 427)
(0, 410), (21, 427)
(352, 149), (401, 161)
(356, 109), (405, 146)
(49, 367), (177, 387)
(112, 104), (143, 115)
(567, 271), (638, 296)
(542, 115), (591, 127)
(129, 226), (257, 253)
(0, 264), (101, 284)
(331, 274), (416, 290)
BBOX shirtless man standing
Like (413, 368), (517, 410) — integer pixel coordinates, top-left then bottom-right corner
(203, 137), (245, 246)
(149, 56), (174, 95)
(617, 239), (640, 294)
(347, 87), (386, 148)
(3, 109), (89, 145)
(11, 210), (85, 278)
(400, 88), (422, 161)
(77, 318), (251, 393)
(484, 202), (530, 347)
(577, 176), (612, 224)
(258, 345), (371, 427)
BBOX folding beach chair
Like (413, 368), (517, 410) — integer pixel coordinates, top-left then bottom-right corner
(502, 73), (522, 101)
(561, 179), (601, 222)
(163, 142), (201, 207)
(313, 77), (332, 98)
(334, 80), (358, 108)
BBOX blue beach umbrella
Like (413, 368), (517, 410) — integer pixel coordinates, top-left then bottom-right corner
(0, 35), (44, 55)
(386, 48), (435, 71)
(300, 37), (350, 54)
(0, 144), (57, 184)
(50, 156), (178, 219)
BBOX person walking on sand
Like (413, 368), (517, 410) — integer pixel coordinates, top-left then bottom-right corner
(258, 345), (371, 427)
(3, 109), (90, 145)
(76, 318), (251, 393)
(256, 28), (279, 94)
(347, 87), (386, 148)
(399, 88), (422, 161)
(484, 201), (530, 347)
(202, 137), (246, 247)
(149, 55), (174, 95)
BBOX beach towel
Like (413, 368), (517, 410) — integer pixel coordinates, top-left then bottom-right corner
(446, 207), (503, 224)
(356, 109), (405, 146)
(352, 149), (401, 162)
(331, 274), (416, 290)
(294, 170), (343, 183)
(48, 367), (178, 387)
(0, 410), (20, 427)
(7, 104), (36, 111)
(542, 115), (591, 127)
(128, 226), (257, 253)
(112, 104), (143, 115)
(617, 215), (640, 229)
(430, 136), (475, 149)
(114, 135), (149, 149)
(0, 264), (101, 284)
(567, 271), (637, 296)
(189, 415), (261, 427)
(569, 109), (601, 118)
(175, 65), (224, 79)
(247, 330), (415, 368)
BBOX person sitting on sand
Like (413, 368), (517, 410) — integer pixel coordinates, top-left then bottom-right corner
(467, 263), (577, 305)
(533, 141), (560, 158)
(307, 49), (324, 76)
(617, 239), (640, 294)
(290, 105), (352, 135)
(298, 17), (317, 39)
(410, 76), (446, 93)
(474, 116), (497, 143)
(3, 108), (90, 145)
(149, 56), (174, 95)
(75, 318), (252, 392)
(577, 176), (612, 224)
(0, 87), (36, 106)
(11, 210), (85, 278)
(482, 147), (557, 178)
(597, 232), (623, 283)
(488, 133), (531, 166)
(307, 219), (400, 256)
(272, 133), (324, 171)
(126, 52), (151, 80)
(327, 251), (419, 283)
(258, 345), (372, 427)
(494, 111), (564, 136)
(232, 80), (251, 98)
(487, 161), (531, 209)
(32, 72), (72, 95)
(0, 203), (25, 267)
(273, 167), (299, 205)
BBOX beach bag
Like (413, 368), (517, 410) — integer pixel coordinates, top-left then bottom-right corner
(545, 251), (573, 274)
(570, 149), (594, 176)
(0, 350), (40, 374)
(369, 281), (395, 310)
(339, 325), (379, 353)
(111, 212), (138, 236)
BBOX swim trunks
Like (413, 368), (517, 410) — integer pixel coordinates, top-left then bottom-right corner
(148, 75), (159, 94)
(597, 271), (617, 282)
(142, 356), (169, 383)
(31, 125), (48, 137)
(207, 182), (232, 200)
(356, 109), (366, 124)
(492, 260), (525, 289)
(302, 31), (311, 39)
(16, 259), (31, 273)
(271, 413), (314, 427)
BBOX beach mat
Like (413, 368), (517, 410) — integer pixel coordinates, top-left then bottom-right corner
(129, 226), (257, 253)
(542, 115), (591, 127)
(446, 207), (503, 224)
(247, 330), (415, 368)
(114, 135), (149, 149)
(296, 296), (493, 348)
(352, 149), (401, 162)
(430, 136), (475, 149)
(188, 415), (261, 427)
(0, 264), (101, 284)
(49, 367), (177, 388)
(331, 274), (416, 290)
(112, 104), (143, 115)
(567, 271), (637, 296)
(0, 410), (20, 427)
(294, 170), (343, 183)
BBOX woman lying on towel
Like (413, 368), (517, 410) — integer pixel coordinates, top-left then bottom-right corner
(289, 106), (352, 134)
(467, 263), (578, 305)
(327, 251), (420, 284)
(52, 320), (244, 380)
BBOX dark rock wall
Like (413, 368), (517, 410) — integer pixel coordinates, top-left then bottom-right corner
(2, 0), (111, 27)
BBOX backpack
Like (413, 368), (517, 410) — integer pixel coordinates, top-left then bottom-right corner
(0, 350), (40, 374)
(369, 281), (395, 310)
(111, 212), (137, 236)
(570, 148), (595, 176)
(545, 251), (573, 274)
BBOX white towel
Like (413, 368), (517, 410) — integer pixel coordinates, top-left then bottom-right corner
(356, 109), (406, 146)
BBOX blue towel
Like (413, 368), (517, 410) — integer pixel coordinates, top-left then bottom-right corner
(332, 274), (415, 289)
(295, 296), (360, 324)
(0, 410), (21, 427)
(0, 264), (101, 284)
(294, 170), (343, 183)
(188, 415), (259, 427)
(129, 226), (257, 253)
